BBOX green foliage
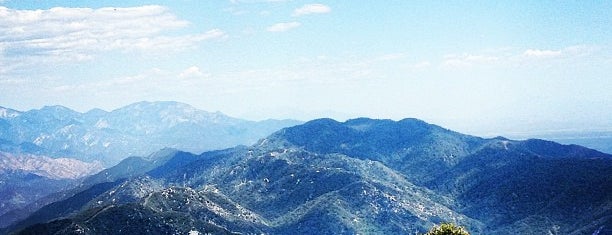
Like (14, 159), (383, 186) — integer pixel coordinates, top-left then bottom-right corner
(425, 222), (470, 235)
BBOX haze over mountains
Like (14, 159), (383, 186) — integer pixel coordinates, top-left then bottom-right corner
(1, 0), (610, 234)
(0, 101), (301, 228)
(503, 130), (612, 156)
(0, 101), (302, 166)
(2, 117), (610, 234)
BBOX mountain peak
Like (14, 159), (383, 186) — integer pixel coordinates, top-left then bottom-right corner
(35, 105), (80, 118)
(398, 117), (429, 125)
(25, 105), (81, 121)
(345, 118), (398, 131)
(112, 101), (221, 120)
(84, 108), (108, 116)
(112, 102), (244, 130)
(39, 105), (75, 112)
(303, 117), (341, 125)
(277, 117), (440, 143)
(270, 117), (467, 157)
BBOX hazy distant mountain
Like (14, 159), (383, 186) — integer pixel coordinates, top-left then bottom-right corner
(0, 101), (300, 230)
(0, 151), (103, 226)
(10, 118), (611, 234)
(507, 130), (612, 155)
(0, 152), (103, 180)
(0, 101), (302, 165)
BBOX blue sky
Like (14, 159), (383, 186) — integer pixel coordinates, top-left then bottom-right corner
(1, 0), (611, 135)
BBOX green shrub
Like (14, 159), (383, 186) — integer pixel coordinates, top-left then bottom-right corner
(425, 222), (470, 235)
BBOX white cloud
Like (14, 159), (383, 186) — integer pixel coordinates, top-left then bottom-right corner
(442, 54), (499, 68)
(523, 49), (562, 58)
(439, 45), (601, 70)
(266, 22), (301, 32)
(522, 45), (595, 59)
(293, 3), (331, 16)
(179, 66), (209, 79)
(0, 5), (226, 73)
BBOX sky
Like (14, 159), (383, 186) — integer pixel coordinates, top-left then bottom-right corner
(0, 0), (611, 136)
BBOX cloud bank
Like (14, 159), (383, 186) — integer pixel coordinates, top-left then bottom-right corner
(0, 5), (225, 72)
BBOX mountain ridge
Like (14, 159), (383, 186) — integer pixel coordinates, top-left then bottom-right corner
(0, 101), (302, 230)
(0, 101), (302, 165)
(8, 118), (610, 234)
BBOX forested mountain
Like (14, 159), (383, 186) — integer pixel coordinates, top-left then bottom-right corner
(7, 118), (610, 234)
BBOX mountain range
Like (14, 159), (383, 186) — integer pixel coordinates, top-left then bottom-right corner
(0, 101), (301, 166)
(0, 101), (301, 229)
(4, 118), (610, 234)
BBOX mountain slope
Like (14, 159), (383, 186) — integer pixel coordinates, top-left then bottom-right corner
(11, 137), (481, 234)
(10, 118), (612, 234)
(0, 151), (103, 225)
(0, 170), (76, 225)
(270, 118), (612, 234)
(1, 149), (200, 231)
(431, 139), (612, 234)
(0, 152), (103, 180)
(267, 118), (485, 184)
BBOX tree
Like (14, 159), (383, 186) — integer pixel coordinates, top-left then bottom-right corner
(424, 222), (470, 235)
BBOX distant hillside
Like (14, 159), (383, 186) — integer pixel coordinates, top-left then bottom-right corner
(9, 118), (611, 234)
(0, 101), (301, 230)
(0, 101), (302, 165)
(0, 151), (104, 225)
(507, 130), (612, 155)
